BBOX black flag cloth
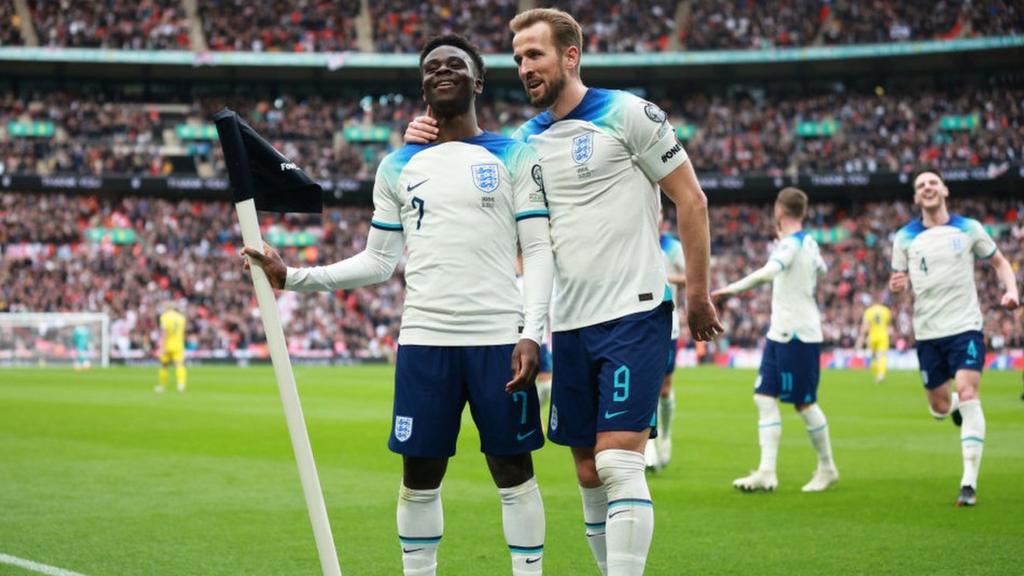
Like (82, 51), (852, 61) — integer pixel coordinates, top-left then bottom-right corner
(214, 108), (323, 214)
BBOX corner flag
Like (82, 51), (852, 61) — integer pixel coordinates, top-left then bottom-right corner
(214, 109), (323, 213)
(214, 109), (341, 576)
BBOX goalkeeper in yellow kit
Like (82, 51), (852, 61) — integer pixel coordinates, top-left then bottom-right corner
(856, 299), (893, 383)
(157, 302), (187, 393)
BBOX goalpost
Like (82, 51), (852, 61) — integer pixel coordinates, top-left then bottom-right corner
(0, 313), (110, 368)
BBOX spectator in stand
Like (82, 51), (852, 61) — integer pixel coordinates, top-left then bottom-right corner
(2, 87), (1021, 181)
(2, 193), (1020, 360)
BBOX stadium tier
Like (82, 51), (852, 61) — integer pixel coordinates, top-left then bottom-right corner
(1, 0), (1021, 52)
(2, 86), (1022, 186)
(1, 192), (1020, 361)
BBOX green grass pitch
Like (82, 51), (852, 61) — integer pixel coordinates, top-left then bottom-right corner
(1, 366), (1022, 575)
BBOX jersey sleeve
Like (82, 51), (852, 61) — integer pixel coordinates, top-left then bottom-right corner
(369, 158), (403, 232)
(967, 219), (998, 260)
(510, 143), (550, 222)
(769, 237), (800, 270)
(891, 230), (909, 272)
(616, 93), (689, 183)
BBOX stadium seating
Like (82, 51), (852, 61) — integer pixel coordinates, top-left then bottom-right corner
(1, 192), (1020, 359)
(2, 0), (1021, 52)
(3, 87), (1021, 180)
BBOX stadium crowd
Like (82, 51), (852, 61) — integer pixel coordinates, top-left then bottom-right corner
(200, 0), (360, 53)
(1, 0), (1021, 53)
(3, 87), (1021, 180)
(1, 192), (1020, 360)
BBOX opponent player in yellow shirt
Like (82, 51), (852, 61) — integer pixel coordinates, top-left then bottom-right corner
(857, 297), (892, 383)
(157, 303), (187, 393)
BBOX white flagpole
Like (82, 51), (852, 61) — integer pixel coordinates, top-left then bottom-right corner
(236, 197), (342, 576)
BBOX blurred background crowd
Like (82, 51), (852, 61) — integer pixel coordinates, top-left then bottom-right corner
(2, 0), (1020, 53)
(2, 193), (1020, 359)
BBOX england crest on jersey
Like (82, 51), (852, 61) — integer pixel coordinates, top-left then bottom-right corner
(472, 163), (500, 193)
(572, 132), (594, 164)
(395, 415), (413, 442)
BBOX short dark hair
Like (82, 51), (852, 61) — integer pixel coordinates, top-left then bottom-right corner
(912, 166), (945, 186)
(510, 8), (583, 55)
(775, 187), (808, 219)
(419, 35), (486, 80)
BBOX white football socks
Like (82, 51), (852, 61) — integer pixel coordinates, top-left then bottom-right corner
(656, 391), (676, 464)
(498, 477), (545, 575)
(580, 484), (609, 576)
(800, 403), (835, 470)
(596, 449), (653, 576)
(536, 377), (552, 407)
(397, 484), (443, 576)
(959, 399), (985, 488)
(755, 394), (781, 472)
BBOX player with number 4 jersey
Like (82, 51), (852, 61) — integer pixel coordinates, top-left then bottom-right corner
(889, 168), (1020, 508)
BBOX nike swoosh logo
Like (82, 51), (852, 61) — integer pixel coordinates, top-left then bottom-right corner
(526, 557), (541, 564)
(407, 179), (429, 192)
(609, 510), (628, 518)
(403, 547), (424, 554)
(604, 409), (628, 419)
(517, 430), (537, 441)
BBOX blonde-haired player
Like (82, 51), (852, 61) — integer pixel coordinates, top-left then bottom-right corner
(157, 302), (187, 393)
(856, 296), (893, 383)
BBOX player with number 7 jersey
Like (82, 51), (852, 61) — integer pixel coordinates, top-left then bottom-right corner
(243, 35), (555, 576)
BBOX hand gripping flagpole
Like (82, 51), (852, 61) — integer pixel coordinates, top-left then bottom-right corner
(215, 110), (342, 576)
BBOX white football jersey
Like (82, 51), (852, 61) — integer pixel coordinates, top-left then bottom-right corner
(513, 88), (689, 331)
(766, 231), (827, 344)
(891, 214), (998, 340)
(371, 132), (549, 346)
(661, 233), (686, 339)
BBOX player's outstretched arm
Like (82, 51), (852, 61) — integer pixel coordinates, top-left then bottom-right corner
(403, 106), (439, 144)
(713, 260), (785, 300)
(243, 229), (404, 292)
(659, 161), (722, 341)
(242, 241), (288, 289)
(990, 250), (1020, 310)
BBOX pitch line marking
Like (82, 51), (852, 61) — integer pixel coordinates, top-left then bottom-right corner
(0, 553), (90, 576)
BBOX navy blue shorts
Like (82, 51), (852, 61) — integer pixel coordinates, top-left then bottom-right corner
(665, 338), (678, 376)
(548, 301), (673, 446)
(539, 343), (553, 374)
(756, 339), (821, 405)
(389, 344), (544, 458)
(916, 330), (985, 390)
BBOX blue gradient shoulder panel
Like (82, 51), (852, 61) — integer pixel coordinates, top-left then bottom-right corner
(464, 131), (531, 174)
(514, 87), (625, 138)
(895, 218), (926, 245)
(947, 213), (977, 233)
(378, 143), (433, 183)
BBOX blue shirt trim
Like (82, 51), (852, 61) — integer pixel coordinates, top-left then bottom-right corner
(515, 88), (617, 137)
(371, 220), (403, 231)
(515, 209), (550, 221)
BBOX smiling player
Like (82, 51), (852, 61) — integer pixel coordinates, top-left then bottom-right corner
(245, 35), (555, 575)
(889, 168), (1020, 507)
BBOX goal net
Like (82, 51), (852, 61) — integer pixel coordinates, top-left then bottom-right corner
(0, 313), (110, 368)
